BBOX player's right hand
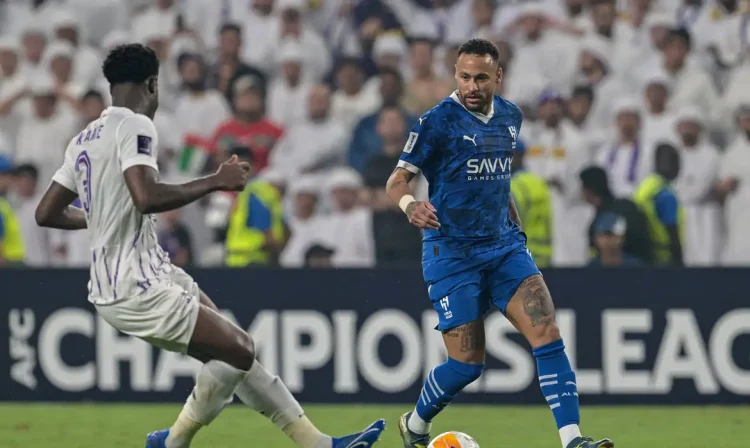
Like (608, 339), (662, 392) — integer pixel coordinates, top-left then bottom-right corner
(215, 155), (251, 191)
(405, 201), (440, 230)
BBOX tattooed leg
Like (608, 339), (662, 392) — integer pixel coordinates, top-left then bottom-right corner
(505, 274), (560, 347)
(403, 319), (486, 438)
(441, 319), (486, 364)
(506, 274), (585, 447)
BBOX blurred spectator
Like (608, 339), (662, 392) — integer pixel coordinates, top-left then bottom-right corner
(577, 35), (627, 137)
(10, 164), (49, 266)
(366, 33), (409, 88)
(580, 166), (653, 264)
(331, 57), (381, 131)
(268, 1), (332, 82)
(322, 167), (375, 267)
(567, 85), (603, 151)
(588, 0), (625, 57)
(0, 36), (26, 150)
(402, 37), (453, 115)
(716, 105), (750, 265)
(595, 97), (652, 198)
(268, 40), (312, 126)
(524, 89), (591, 266)
(213, 75), (283, 173)
(588, 212), (645, 268)
(207, 23), (267, 101)
(304, 243), (335, 268)
(0, 0), (746, 269)
(640, 69), (678, 147)
(20, 27), (47, 75)
(619, 12), (677, 87)
(132, 0), (178, 39)
(352, 0), (405, 46)
(493, 38), (545, 108)
(0, 156), (23, 265)
(225, 147), (286, 267)
(44, 40), (84, 113)
(510, 139), (553, 268)
(158, 209), (194, 267)
(659, 28), (722, 129)
(51, 10), (101, 86)
(280, 176), (328, 268)
(270, 84), (348, 179)
(173, 53), (231, 147)
(239, 0), (280, 69)
(720, 52), (750, 123)
(362, 107), (422, 267)
(349, 67), (416, 173)
(509, 4), (578, 95)
(673, 107), (721, 266)
(3, 0), (62, 38)
(15, 74), (78, 186)
(633, 143), (684, 266)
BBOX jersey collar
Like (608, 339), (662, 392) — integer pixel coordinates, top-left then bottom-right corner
(101, 106), (136, 118)
(450, 91), (494, 124)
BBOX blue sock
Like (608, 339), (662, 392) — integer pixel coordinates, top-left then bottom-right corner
(415, 358), (484, 423)
(533, 339), (580, 429)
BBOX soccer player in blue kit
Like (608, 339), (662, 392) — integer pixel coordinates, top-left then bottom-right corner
(385, 39), (615, 448)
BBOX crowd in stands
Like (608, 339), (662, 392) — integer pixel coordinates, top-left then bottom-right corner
(0, 0), (748, 268)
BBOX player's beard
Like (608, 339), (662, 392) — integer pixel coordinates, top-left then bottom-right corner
(461, 91), (490, 113)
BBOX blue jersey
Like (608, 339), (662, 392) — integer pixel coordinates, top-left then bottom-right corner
(398, 93), (524, 257)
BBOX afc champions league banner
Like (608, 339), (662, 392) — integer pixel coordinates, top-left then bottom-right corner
(2, 268), (749, 404)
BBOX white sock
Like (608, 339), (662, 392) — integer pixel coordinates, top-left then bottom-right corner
(164, 413), (202, 448)
(166, 361), (248, 448)
(407, 409), (431, 435)
(283, 416), (333, 448)
(559, 424), (582, 448)
(234, 361), (329, 448)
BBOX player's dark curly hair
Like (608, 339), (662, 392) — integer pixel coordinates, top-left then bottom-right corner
(458, 38), (500, 65)
(102, 44), (160, 86)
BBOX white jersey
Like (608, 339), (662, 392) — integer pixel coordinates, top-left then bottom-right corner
(52, 106), (174, 305)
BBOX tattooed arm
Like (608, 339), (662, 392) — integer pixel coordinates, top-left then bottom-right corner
(509, 195), (522, 230)
(386, 167), (440, 230)
(385, 167), (416, 204)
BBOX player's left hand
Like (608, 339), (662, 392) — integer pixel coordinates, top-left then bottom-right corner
(405, 201), (440, 230)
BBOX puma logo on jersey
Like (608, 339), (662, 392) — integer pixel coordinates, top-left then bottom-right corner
(463, 134), (477, 146)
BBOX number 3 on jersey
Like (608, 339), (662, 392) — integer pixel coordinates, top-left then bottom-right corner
(75, 151), (92, 215)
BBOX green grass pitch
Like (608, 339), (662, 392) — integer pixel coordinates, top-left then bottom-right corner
(0, 404), (746, 447)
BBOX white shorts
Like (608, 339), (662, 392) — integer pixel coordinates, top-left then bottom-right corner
(95, 265), (201, 353)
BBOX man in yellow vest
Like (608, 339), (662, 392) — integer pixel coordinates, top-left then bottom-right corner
(224, 147), (286, 267)
(0, 156), (25, 265)
(510, 139), (553, 268)
(633, 143), (684, 266)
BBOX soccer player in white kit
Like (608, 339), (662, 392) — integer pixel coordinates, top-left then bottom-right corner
(35, 44), (385, 448)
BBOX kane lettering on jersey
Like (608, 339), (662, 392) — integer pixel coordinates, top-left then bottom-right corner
(51, 106), (173, 304)
(397, 92), (524, 254)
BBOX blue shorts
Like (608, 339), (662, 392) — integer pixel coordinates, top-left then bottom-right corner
(423, 240), (540, 331)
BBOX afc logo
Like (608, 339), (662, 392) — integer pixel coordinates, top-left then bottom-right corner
(440, 296), (452, 319)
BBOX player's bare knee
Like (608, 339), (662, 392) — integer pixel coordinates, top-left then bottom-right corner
(533, 321), (561, 347)
(231, 331), (256, 371)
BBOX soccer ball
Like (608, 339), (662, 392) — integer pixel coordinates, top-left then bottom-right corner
(428, 431), (480, 448)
